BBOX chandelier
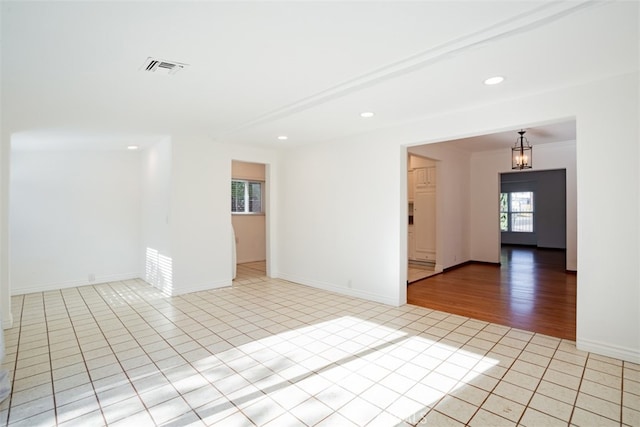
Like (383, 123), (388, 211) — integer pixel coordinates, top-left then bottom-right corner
(512, 129), (532, 170)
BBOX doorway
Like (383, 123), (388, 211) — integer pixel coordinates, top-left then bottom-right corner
(407, 154), (440, 283)
(231, 160), (267, 283)
(403, 121), (577, 339)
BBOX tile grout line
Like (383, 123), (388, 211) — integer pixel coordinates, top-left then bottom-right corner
(620, 360), (627, 424)
(575, 353), (627, 424)
(446, 318), (500, 423)
(517, 338), (574, 425)
(366, 309), (486, 424)
(412, 320), (530, 425)
(43, 291), (60, 427)
(59, 286), (109, 426)
(3, 294), (25, 427)
(464, 325), (538, 426)
(103, 279), (270, 424)
(410, 316), (488, 425)
(72, 284), (146, 424)
(567, 351), (589, 425)
(158, 281), (342, 425)
(125, 278), (315, 425)
(185, 283), (432, 424)
(87, 281), (193, 425)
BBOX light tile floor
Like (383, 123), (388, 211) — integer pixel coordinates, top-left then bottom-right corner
(0, 270), (638, 426)
(407, 263), (437, 284)
(234, 262), (268, 285)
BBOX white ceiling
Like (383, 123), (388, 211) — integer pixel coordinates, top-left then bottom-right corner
(2, 1), (637, 150)
(430, 120), (577, 153)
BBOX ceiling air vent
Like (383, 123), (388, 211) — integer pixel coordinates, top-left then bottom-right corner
(141, 57), (188, 75)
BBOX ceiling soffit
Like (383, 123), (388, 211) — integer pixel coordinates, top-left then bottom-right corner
(218, 1), (601, 139)
(2, 1), (635, 148)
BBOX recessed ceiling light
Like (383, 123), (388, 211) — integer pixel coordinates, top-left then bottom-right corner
(360, 112), (374, 118)
(483, 76), (505, 85)
(277, 135), (288, 140)
(127, 145), (139, 150)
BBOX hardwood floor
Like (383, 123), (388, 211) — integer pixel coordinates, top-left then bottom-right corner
(407, 246), (577, 341)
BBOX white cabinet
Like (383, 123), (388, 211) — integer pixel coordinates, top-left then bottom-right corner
(414, 167), (436, 189)
(427, 167), (436, 187)
(408, 171), (414, 201)
(415, 168), (427, 188)
(408, 226), (415, 260)
(414, 189), (436, 261)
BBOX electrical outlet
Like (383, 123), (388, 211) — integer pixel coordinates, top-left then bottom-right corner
(88, 274), (95, 282)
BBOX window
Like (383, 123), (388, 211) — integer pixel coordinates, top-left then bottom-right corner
(500, 191), (534, 232)
(232, 179), (263, 214)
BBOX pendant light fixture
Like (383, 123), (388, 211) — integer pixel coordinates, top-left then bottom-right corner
(512, 129), (532, 170)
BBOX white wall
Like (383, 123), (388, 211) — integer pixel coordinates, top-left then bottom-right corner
(169, 137), (232, 294)
(9, 149), (141, 294)
(279, 138), (404, 305)
(140, 138), (173, 294)
(0, 80), (636, 366)
(232, 161), (266, 264)
(5, 135), (277, 301)
(409, 146), (471, 270)
(278, 72), (638, 362)
(169, 138), (278, 294)
(0, 2), (9, 330)
(470, 141), (577, 270)
(574, 75), (638, 362)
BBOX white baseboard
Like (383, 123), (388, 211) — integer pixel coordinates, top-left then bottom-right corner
(169, 279), (232, 296)
(11, 273), (140, 296)
(577, 337), (640, 364)
(2, 313), (12, 330)
(277, 273), (400, 306)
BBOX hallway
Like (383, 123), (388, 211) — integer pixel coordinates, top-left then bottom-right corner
(407, 246), (576, 340)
